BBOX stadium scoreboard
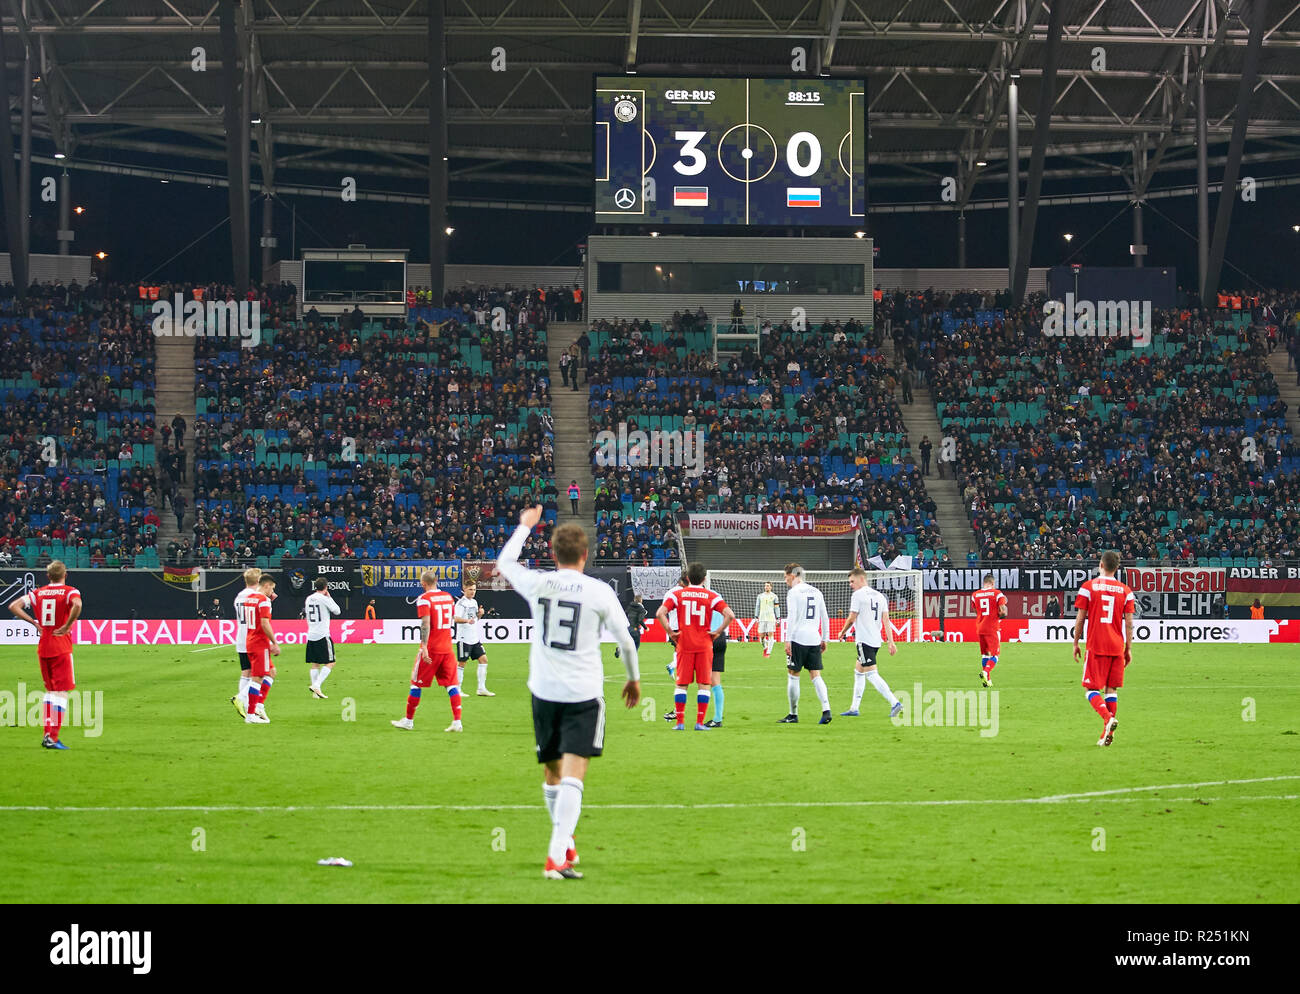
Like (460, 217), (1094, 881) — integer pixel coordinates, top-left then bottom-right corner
(594, 75), (867, 227)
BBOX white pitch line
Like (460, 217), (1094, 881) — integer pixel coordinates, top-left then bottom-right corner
(2, 776), (1296, 813)
(188, 645), (231, 653)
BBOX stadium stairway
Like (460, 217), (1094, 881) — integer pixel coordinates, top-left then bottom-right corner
(154, 334), (197, 547)
(547, 321), (596, 520)
(1265, 347), (1300, 441)
(881, 334), (980, 561)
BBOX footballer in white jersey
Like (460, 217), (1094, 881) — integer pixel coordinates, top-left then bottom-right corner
(230, 567), (262, 718)
(495, 505), (641, 880)
(454, 581), (494, 696)
(840, 568), (901, 718)
(303, 580), (341, 698)
(779, 563), (833, 724)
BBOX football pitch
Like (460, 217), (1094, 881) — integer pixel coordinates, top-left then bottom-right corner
(0, 641), (1296, 904)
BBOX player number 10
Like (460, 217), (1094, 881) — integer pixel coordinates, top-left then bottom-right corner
(672, 130), (822, 178)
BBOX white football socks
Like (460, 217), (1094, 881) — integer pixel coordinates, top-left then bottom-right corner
(456, 665), (465, 686)
(542, 782), (559, 822)
(477, 662), (487, 690)
(812, 675), (830, 712)
(317, 666), (332, 687)
(787, 673), (801, 714)
(548, 777), (584, 865)
(867, 670), (899, 707)
(851, 671), (867, 710)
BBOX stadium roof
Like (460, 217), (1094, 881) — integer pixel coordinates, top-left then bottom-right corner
(6, 0), (1300, 212)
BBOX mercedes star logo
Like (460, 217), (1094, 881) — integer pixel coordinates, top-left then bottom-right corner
(614, 187), (636, 209)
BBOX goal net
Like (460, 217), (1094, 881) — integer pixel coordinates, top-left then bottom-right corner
(706, 569), (924, 643)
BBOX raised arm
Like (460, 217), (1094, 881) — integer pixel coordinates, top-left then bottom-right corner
(496, 505), (544, 599)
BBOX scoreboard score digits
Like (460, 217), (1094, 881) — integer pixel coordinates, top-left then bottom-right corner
(594, 76), (867, 227)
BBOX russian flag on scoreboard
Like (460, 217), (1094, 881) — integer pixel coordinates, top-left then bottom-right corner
(674, 186), (709, 206)
(787, 187), (821, 207)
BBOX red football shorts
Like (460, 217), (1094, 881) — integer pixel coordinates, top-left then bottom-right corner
(675, 649), (713, 686)
(247, 647), (275, 678)
(39, 653), (75, 692)
(1082, 651), (1125, 690)
(415, 650), (458, 688)
(978, 633), (1000, 657)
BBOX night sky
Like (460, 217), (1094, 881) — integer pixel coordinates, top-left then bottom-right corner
(7, 162), (1300, 291)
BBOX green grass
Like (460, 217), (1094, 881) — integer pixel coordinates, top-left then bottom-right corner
(0, 640), (1296, 903)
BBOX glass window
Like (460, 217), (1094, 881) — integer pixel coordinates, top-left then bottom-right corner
(595, 262), (863, 295)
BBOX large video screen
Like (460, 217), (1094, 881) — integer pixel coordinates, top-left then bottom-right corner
(594, 76), (867, 227)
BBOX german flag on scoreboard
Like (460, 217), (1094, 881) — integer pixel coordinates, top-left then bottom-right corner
(673, 186), (708, 206)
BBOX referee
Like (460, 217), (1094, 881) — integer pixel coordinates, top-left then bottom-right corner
(616, 594), (647, 660)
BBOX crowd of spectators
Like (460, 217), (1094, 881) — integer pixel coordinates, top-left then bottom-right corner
(901, 296), (1300, 563)
(0, 285), (164, 566)
(586, 312), (944, 564)
(190, 312), (555, 566)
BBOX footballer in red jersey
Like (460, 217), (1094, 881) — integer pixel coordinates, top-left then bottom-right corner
(392, 571), (463, 732)
(655, 561), (735, 730)
(970, 575), (1007, 687)
(242, 575), (282, 724)
(8, 560), (83, 749)
(1073, 550), (1135, 747)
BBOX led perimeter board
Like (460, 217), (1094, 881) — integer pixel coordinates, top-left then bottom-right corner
(594, 75), (867, 228)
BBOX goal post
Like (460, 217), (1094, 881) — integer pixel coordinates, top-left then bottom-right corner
(706, 568), (925, 643)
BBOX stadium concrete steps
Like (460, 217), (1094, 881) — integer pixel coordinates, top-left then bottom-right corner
(881, 334), (980, 562)
(547, 321), (596, 520)
(154, 335), (197, 547)
(1265, 347), (1300, 441)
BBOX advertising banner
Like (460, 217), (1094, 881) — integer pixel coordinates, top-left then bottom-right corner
(762, 513), (860, 536)
(360, 560), (460, 595)
(1, 617), (1295, 647)
(676, 514), (762, 540)
(281, 558), (363, 597)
